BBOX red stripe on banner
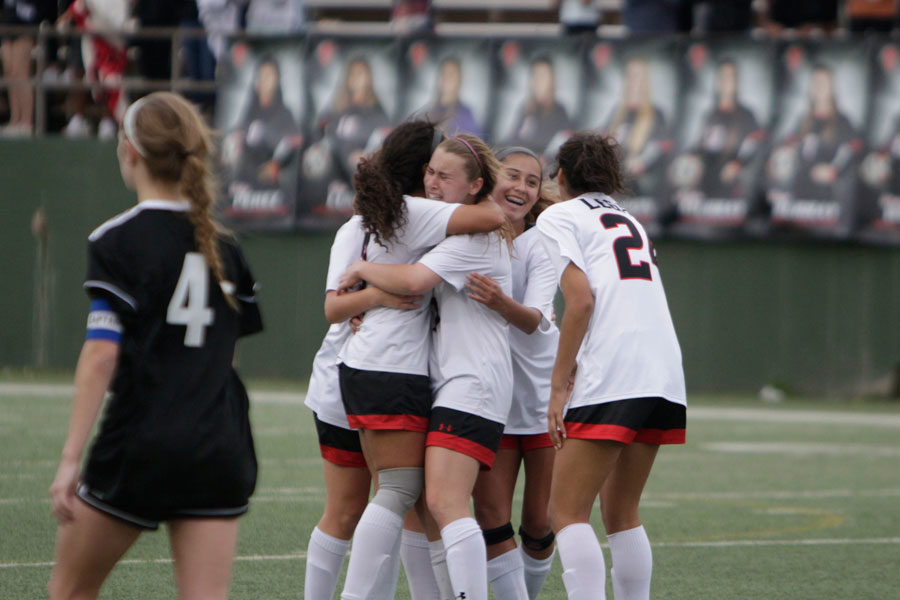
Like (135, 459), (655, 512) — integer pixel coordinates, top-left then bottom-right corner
(346, 413), (429, 432)
(564, 422), (636, 443)
(427, 431), (496, 467)
(633, 428), (686, 445)
(320, 445), (367, 468)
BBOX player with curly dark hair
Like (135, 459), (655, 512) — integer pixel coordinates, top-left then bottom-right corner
(537, 131), (686, 600)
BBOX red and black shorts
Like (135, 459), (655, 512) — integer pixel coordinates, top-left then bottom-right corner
(498, 432), (554, 452)
(314, 414), (367, 469)
(564, 397), (686, 445)
(426, 406), (505, 469)
(338, 363), (432, 432)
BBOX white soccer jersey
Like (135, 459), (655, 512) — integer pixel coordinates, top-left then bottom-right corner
(305, 216), (366, 429)
(536, 194), (686, 409)
(505, 227), (560, 435)
(339, 196), (460, 376)
(419, 232), (513, 424)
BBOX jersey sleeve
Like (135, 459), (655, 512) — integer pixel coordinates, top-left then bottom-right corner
(535, 204), (588, 282)
(224, 241), (264, 337)
(84, 236), (140, 314)
(402, 196), (461, 251)
(419, 234), (494, 291)
(325, 217), (366, 292)
(521, 235), (558, 330)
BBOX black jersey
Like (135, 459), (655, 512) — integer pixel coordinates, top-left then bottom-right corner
(81, 200), (263, 516)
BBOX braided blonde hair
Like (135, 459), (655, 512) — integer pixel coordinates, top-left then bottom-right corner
(125, 92), (237, 310)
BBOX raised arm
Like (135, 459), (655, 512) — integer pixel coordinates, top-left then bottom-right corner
(340, 259), (443, 296)
(49, 339), (120, 523)
(548, 262), (594, 449)
(324, 286), (422, 324)
(446, 200), (506, 235)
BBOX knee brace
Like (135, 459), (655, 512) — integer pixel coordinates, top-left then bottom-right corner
(519, 526), (555, 552)
(371, 467), (423, 518)
(482, 522), (515, 546)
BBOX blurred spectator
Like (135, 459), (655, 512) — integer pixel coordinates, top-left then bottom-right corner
(179, 0), (216, 113)
(759, 0), (839, 35)
(687, 0), (754, 33)
(557, 0), (604, 35)
(1, 0), (57, 137)
(391, 0), (432, 34)
(58, 0), (129, 138)
(134, 0), (191, 82)
(246, 0), (305, 33)
(197, 0), (243, 64)
(846, 0), (898, 33)
(623, 0), (690, 33)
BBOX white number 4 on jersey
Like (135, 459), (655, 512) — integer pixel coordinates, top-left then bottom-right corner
(167, 252), (214, 347)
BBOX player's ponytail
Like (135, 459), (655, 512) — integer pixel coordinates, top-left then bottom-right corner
(123, 92), (237, 310)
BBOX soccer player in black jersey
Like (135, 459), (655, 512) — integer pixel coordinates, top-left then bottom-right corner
(48, 92), (263, 600)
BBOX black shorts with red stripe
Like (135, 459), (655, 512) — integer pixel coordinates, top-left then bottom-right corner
(338, 363), (432, 432)
(498, 433), (554, 452)
(564, 397), (686, 445)
(314, 414), (367, 468)
(426, 406), (505, 469)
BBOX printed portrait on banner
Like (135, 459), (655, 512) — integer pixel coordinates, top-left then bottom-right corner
(857, 41), (900, 245)
(666, 39), (775, 239)
(216, 41), (305, 231)
(579, 38), (680, 237)
(298, 36), (401, 230)
(764, 42), (869, 239)
(489, 38), (584, 165)
(397, 37), (493, 140)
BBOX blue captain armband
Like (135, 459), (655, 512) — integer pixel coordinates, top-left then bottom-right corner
(85, 298), (123, 343)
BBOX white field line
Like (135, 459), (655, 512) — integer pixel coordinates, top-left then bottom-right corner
(3, 382), (900, 425)
(4, 487), (900, 506)
(3, 538), (899, 570)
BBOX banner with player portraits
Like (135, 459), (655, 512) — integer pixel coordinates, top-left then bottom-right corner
(398, 37), (494, 140)
(212, 34), (900, 245)
(578, 38), (680, 238)
(665, 38), (775, 240)
(763, 41), (870, 240)
(296, 35), (403, 231)
(215, 40), (306, 231)
(487, 37), (584, 169)
(857, 40), (900, 246)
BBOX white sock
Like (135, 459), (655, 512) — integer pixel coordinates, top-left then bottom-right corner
(429, 538), (455, 600)
(340, 503), (403, 600)
(520, 546), (554, 600)
(607, 526), (652, 600)
(487, 547), (529, 600)
(557, 523), (606, 600)
(401, 529), (441, 599)
(305, 527), (350, 600)
(441, 517), (488, 600)
(373, 531), (402, 599)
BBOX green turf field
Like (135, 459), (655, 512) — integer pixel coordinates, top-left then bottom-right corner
(1, 377), (899, 599)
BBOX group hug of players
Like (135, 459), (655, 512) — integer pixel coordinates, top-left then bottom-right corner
(46, 92), (685, 600)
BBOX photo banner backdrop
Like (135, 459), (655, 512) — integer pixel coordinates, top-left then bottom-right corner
(580, 38), (680, 237)
(215, 40), (306, 231)
(212, 34), (897, 245)
(297, 35), (402, 231)
(666, 38), (775, 240)
(489, 37), (584, 166)
(857, 40), (900, 245)
(398, 37), (494, 140)
(764, 41), (870, 239)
